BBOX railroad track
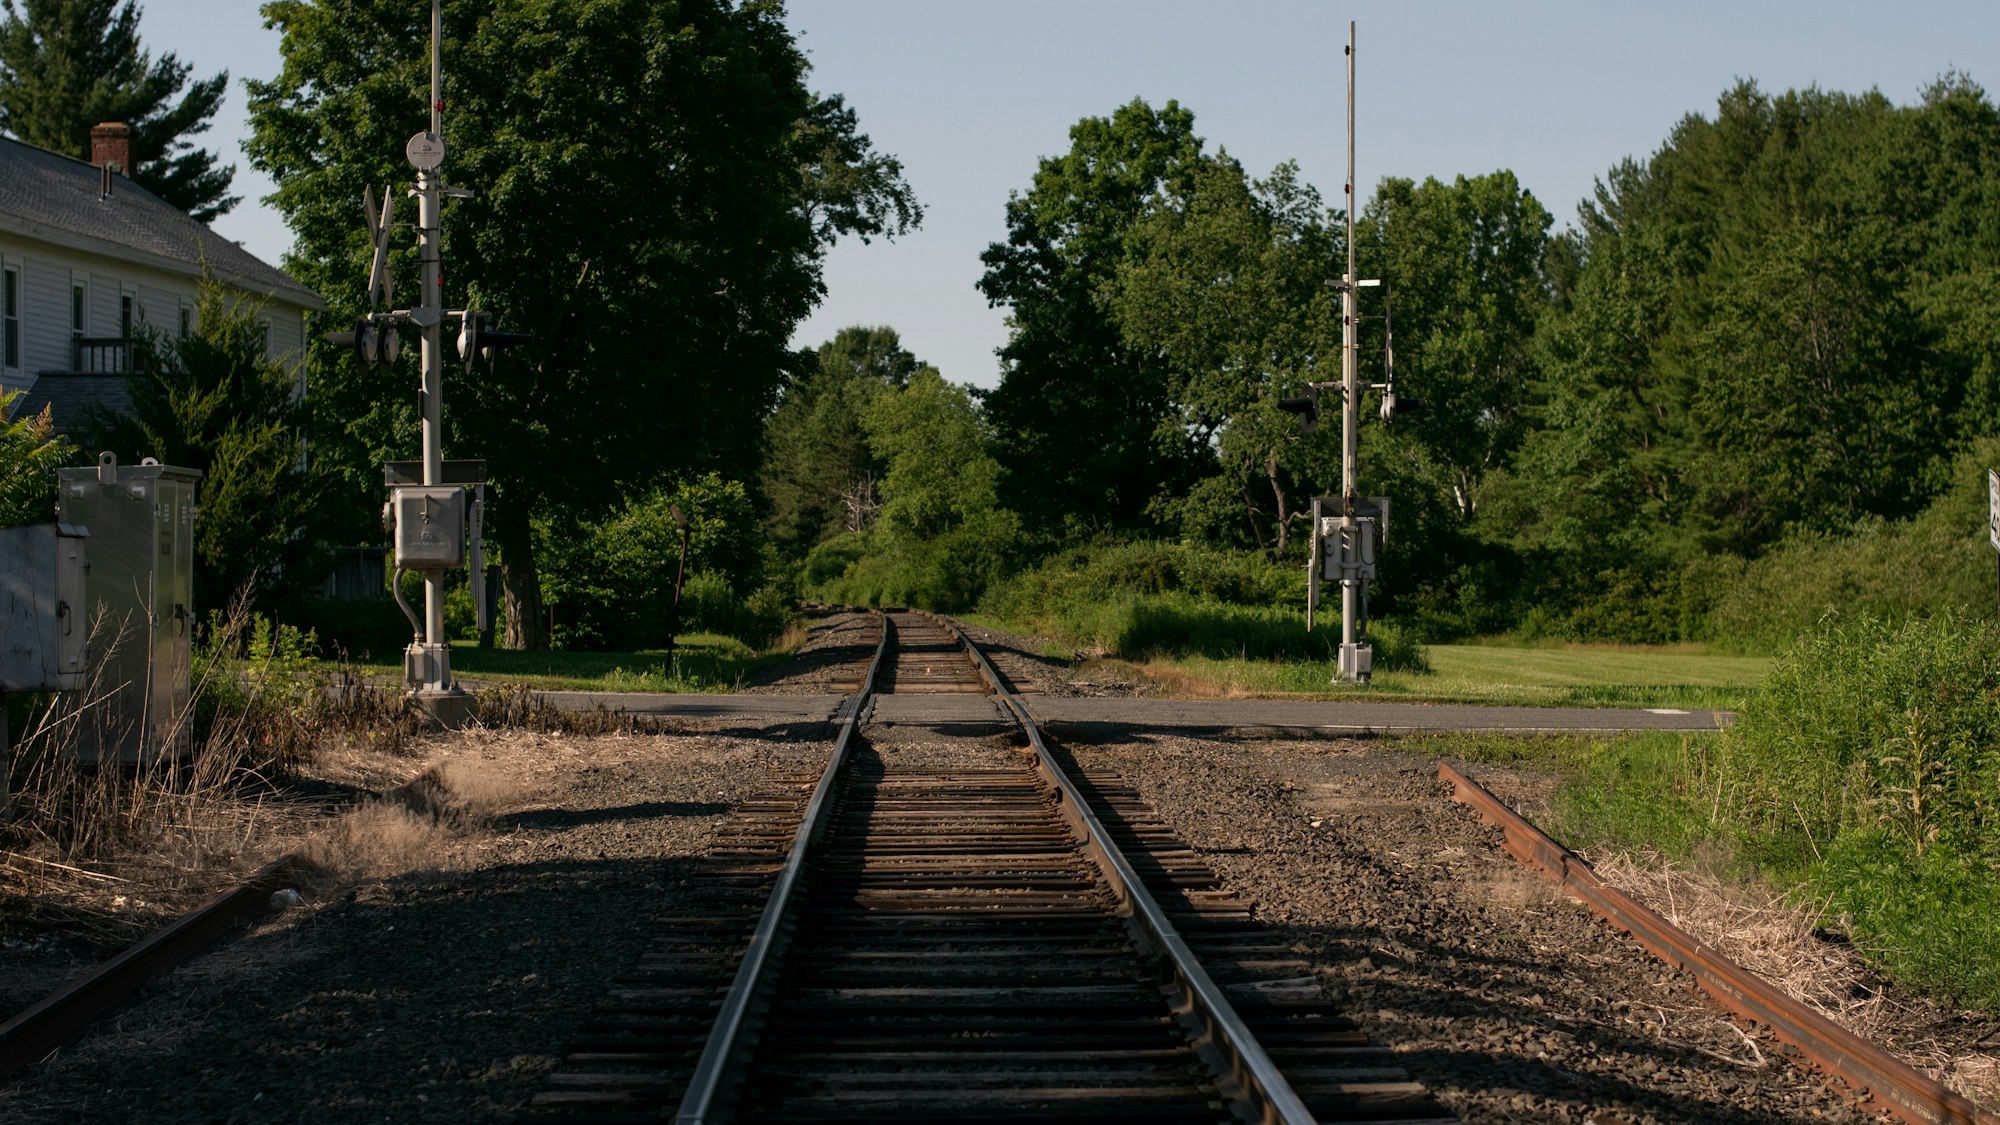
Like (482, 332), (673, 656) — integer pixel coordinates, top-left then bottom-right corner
(9, 608), (1989, 1123)
(526, 609), (1448, 1123)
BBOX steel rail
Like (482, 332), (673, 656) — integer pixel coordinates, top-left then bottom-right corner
(935, 614), (1318, 1125)
(670, 610), (889, 1125)
(0, 853), (303, 1079)
(1440, 761), (1994, 1125)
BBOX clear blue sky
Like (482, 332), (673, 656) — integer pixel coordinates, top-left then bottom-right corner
(142, 0), (1998, 388)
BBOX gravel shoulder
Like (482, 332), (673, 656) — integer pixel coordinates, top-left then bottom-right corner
(0, 727), (827, 1124)
(1064, 735), (1887, 1124)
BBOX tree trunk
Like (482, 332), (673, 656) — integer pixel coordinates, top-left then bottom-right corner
(496, 493), (546, 650)
(1267, 452), (1290, 556)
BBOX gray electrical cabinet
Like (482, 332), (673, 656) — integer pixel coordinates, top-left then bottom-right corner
(0, 523), (89, 692)
(56, 453), (202, 763)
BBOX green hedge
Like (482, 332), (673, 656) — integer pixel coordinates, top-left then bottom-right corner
(977, 540), (1428, 672)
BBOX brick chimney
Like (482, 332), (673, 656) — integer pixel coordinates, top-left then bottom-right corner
(89, 122), (134, 175)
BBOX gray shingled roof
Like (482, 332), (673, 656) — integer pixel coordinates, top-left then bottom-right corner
(0, 136), (322, 310)
(11, 374), (130, 446)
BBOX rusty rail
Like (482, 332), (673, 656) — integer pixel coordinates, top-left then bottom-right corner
(1438, 761), (1993, 1125)
(0, 854), (304, 1079)
(939, 613), (1321, 1125)
(671, 611), (889, 1125)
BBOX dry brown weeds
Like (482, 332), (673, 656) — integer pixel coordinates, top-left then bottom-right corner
(1589, 848), (2000, 1110)
(298, 757), (519, 884)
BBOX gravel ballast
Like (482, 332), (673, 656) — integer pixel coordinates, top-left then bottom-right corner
(1062, 735), (1886, 1123)
(0, 727), (827, 1123)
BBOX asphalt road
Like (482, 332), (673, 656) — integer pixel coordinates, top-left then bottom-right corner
(531, 690), (1730, 735)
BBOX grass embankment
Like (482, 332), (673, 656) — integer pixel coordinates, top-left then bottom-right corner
(345, 630), (798, 693)
(1434, 613), (2000, 1017)
(1066, 643), (1768, 711)
(974, 539), (1767, 709)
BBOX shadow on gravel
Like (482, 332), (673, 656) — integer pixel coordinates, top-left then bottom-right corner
(0, 853), (715, 1124)
(1040, 734), (1816, 1125)
(501, 801), (734, 831)
(742, 610), (877, 689)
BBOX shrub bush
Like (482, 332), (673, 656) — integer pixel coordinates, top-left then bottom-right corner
(977, 540), (1428, 672)
(1698, 443), (1995, 652)
(537, 473), (789, 649)
(1714, 612), (2000, 1008)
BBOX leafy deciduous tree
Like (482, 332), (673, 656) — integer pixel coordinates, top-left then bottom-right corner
(978, 98), (1210, 535)
(246, 0), (918, 648)
(761, 325), (920, 556)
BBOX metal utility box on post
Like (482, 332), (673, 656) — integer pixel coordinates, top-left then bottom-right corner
(389, 486), (466, 569)
(0, 523), (89, 818)
(0, 524), (90, 693)
(1308, 495), (1388, 681)
(55, 452), (202, 763)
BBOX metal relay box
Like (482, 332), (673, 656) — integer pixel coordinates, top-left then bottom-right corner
(1320, 517), (1377, 582)
(0, 523), (89, 692)
(389, 485), (466, 569)
(56, 453), (202, 763)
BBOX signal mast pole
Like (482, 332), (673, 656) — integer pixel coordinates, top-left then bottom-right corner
(1336, 19), (1366, 681)
(328, 0), (507, 724)
(416, 0), (449, 694)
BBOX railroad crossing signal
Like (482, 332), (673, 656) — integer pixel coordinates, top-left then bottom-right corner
(457, 311), (534, 370)
(1278, 386), (1320, 435)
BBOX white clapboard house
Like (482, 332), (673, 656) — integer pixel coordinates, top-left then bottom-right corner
(0, 123), (323, 439)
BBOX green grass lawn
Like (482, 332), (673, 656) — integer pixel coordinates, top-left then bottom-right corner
(1083, 642), (1771, 710)
(340, 631), (792, 692)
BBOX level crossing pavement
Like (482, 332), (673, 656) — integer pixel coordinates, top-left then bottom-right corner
(525, 689), (1730, 735)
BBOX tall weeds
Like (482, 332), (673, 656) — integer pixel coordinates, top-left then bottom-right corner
(1554, 612), (2000, 1011)
(3, 596), (421, 882)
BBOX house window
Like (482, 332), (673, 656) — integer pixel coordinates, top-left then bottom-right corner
(120, 294), (133, 338)
(71, 282), (85, 339)
(179, 304), (191, 337)
(3, 267), (19, 370)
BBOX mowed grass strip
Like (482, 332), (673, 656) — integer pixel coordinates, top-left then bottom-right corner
(1082, 643), (1770, 711)
(343, 632), (790, 693)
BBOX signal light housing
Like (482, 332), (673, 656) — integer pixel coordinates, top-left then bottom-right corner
(1379, 390), (1421, 424)
(324, 314), (402, 370)
(457, 312), (533, 370)
(1277, 386), (1321, 435)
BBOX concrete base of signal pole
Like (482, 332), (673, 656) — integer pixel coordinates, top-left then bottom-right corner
(405, 641), (477, 728)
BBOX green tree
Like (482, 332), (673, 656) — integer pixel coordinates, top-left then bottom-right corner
(1495, 75), (2000, 639)
(761, 325), (920, 557)
(828, 367), (1020, 610)
(1102, 156), (1339, 553)
(1692, 221), (1943, 546)
(86, 278), (326, 611)
(978, 98), (1211, 535)
(537, 472), (760, 650)
(0, 390), (70, 527)
(246, 0), (918, 648)
(1357, 171), (1552, 522)
(0, 0), (235, 219)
